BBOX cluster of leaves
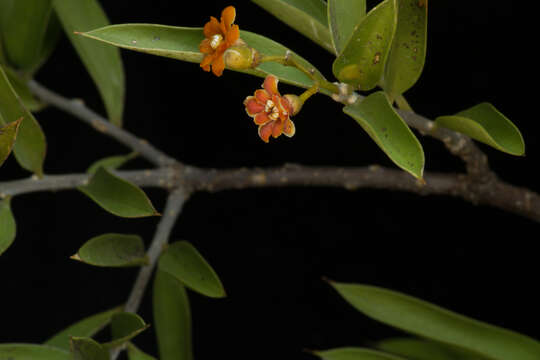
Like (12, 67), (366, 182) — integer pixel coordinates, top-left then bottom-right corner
(1, 1), (538, 360)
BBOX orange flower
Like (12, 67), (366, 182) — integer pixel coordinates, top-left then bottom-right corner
(199, 6), (240, 77)
(244, 75), (296, 143)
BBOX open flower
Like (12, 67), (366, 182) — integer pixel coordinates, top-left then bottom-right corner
(244, 75), (297, 143)
(199, 6), (240, 77)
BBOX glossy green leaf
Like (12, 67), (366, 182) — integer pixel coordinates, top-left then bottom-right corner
(104, 312), (149, 348)
(0, 118), (22, 168)
(0, 197), (16, 256)
(377, 338), (489, 360)
(70, 337), (108, 360)
(383, 0), (428, 99)
(159, 241), (226, 298)
(153, 270), (193, 360)
(0, 65), (46, 176)
(333, 0), (397, 90)
(127, 343), (157, 360)
(78, 25), (325, 93)
(0, 0), (52, 69)
(53, 0), (125, 126)
(252, 0), (334, 53)
(71, 233), (148, 267)
(31, 11), (62, 75)
(329, 281), (540, 360)
(328, 0), (366, 55)
(4, 67), (46, 111)
(87, 152), (137, 175)
(435, 102), (525, 156)
(0, 344), (70, 360)
(45, 306), (122, 350)
(78, 167), (159, 218)
(314, 347), (405, 360)
(343, 91), (424, 178)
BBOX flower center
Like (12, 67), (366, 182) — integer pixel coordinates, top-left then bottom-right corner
(265, 100), (281, 120)
(210, 34), (223, 49)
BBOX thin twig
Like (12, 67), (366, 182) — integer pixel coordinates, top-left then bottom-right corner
(27, 80), (178, 168)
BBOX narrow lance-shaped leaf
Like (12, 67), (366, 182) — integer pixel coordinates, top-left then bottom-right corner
(30, 11), (62, 75)
(45, 306), (123, 351)
(78, 25), (327, 94)
(159, 241), (226, 298)
(314, 347), (406, 360)
(333, 0), (397, 90)
(343, 91), (424, 179)
(328, 0), (366, 55)
(153, 269), (193, 360)
(0, 0), (52, 70)
(53, 0), (125, 126)
(127, 343), (157, 360)
(4, 67), (46, 111)
(0, 65), (46, 176)
(0, 344), (70, 360)
(86, 152), (137, 175)
(0, 197), (16, 256)
(252, 0), (334, 53)
(383, 0), (428, 100)
(71, 233), (148, 267)
(376, 338), (490, 360)
(78, 167), (159, 218)
(70, 337), (108, 360)
(103, 312), (150, 349)
(328, 281), (540, 360)
(0, 118), (22, 168)
(435, 102), (525, 156)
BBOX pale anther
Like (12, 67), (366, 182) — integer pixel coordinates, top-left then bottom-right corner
(210, 34), (223, 49)
(265, 100), (275, 112)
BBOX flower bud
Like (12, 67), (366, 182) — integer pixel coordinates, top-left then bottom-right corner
(223, 42), (260, 70)
(283, 94), (303, 116)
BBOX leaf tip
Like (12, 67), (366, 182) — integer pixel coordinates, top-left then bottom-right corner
(70, 253), (82, 261)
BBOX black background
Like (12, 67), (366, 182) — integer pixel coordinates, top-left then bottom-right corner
(1, 1), (539, 359)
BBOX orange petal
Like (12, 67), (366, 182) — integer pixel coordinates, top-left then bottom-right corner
(221, 6), (236, 29)
(258, 122), (273, 143)
(199, 38), (213, 54)
(204, 17), (221, 37)
(200, 54), (213, 71)
(272, 120), (284, 138)
(226, 24), (240, 45)
(279, 96), (292, 115)
(255, 89), (270, 103)
(211, 54), (225, 76)
(283, 119), (296, 137)
(254, 112), (271, 125)
(244, 97), (265, 116)
(263, 75), (279, 95)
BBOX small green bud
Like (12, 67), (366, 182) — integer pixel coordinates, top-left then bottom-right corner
(223, 42), (260, 70)
(283, 94), (303, 116)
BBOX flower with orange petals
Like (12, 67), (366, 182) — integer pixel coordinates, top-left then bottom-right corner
(199, 6), (240, 77)
(244, 75), (299, 143)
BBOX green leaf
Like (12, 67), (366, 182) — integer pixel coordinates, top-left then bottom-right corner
(0, 118), (22, 168)
(343, 91), (424, 178)
(159, 241), (226, 298)
(0, 197), (16, 256)
(435, 102), (525, 156)
(70, 337), (108, 360)
(383, 0), (428, 99)
(53, 0), (125, 126)
(103, 312), (149, 349)
(0, 65), (46, 176)
(31, 11), (62, 75)
(0, 0), (53, 70)
(376, 338), (489, 360)
(252, 0), (334, 53)
(328, 281), (540, 360)
(45, 306), (123, 351)
(0, 344), (70, 360)
(327, 0), (366, 55)
(333, 0), (397, 90)
(314, 347), (406, 360)
(127, 343), (157, 360)
(4, 67), (46, 111)
(153, 269), (193, 360)
(71, 233), (148, 267)
(78, 167), (159, 218)
(87, 152), (137, 175)
(78, 25), (325, 94)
